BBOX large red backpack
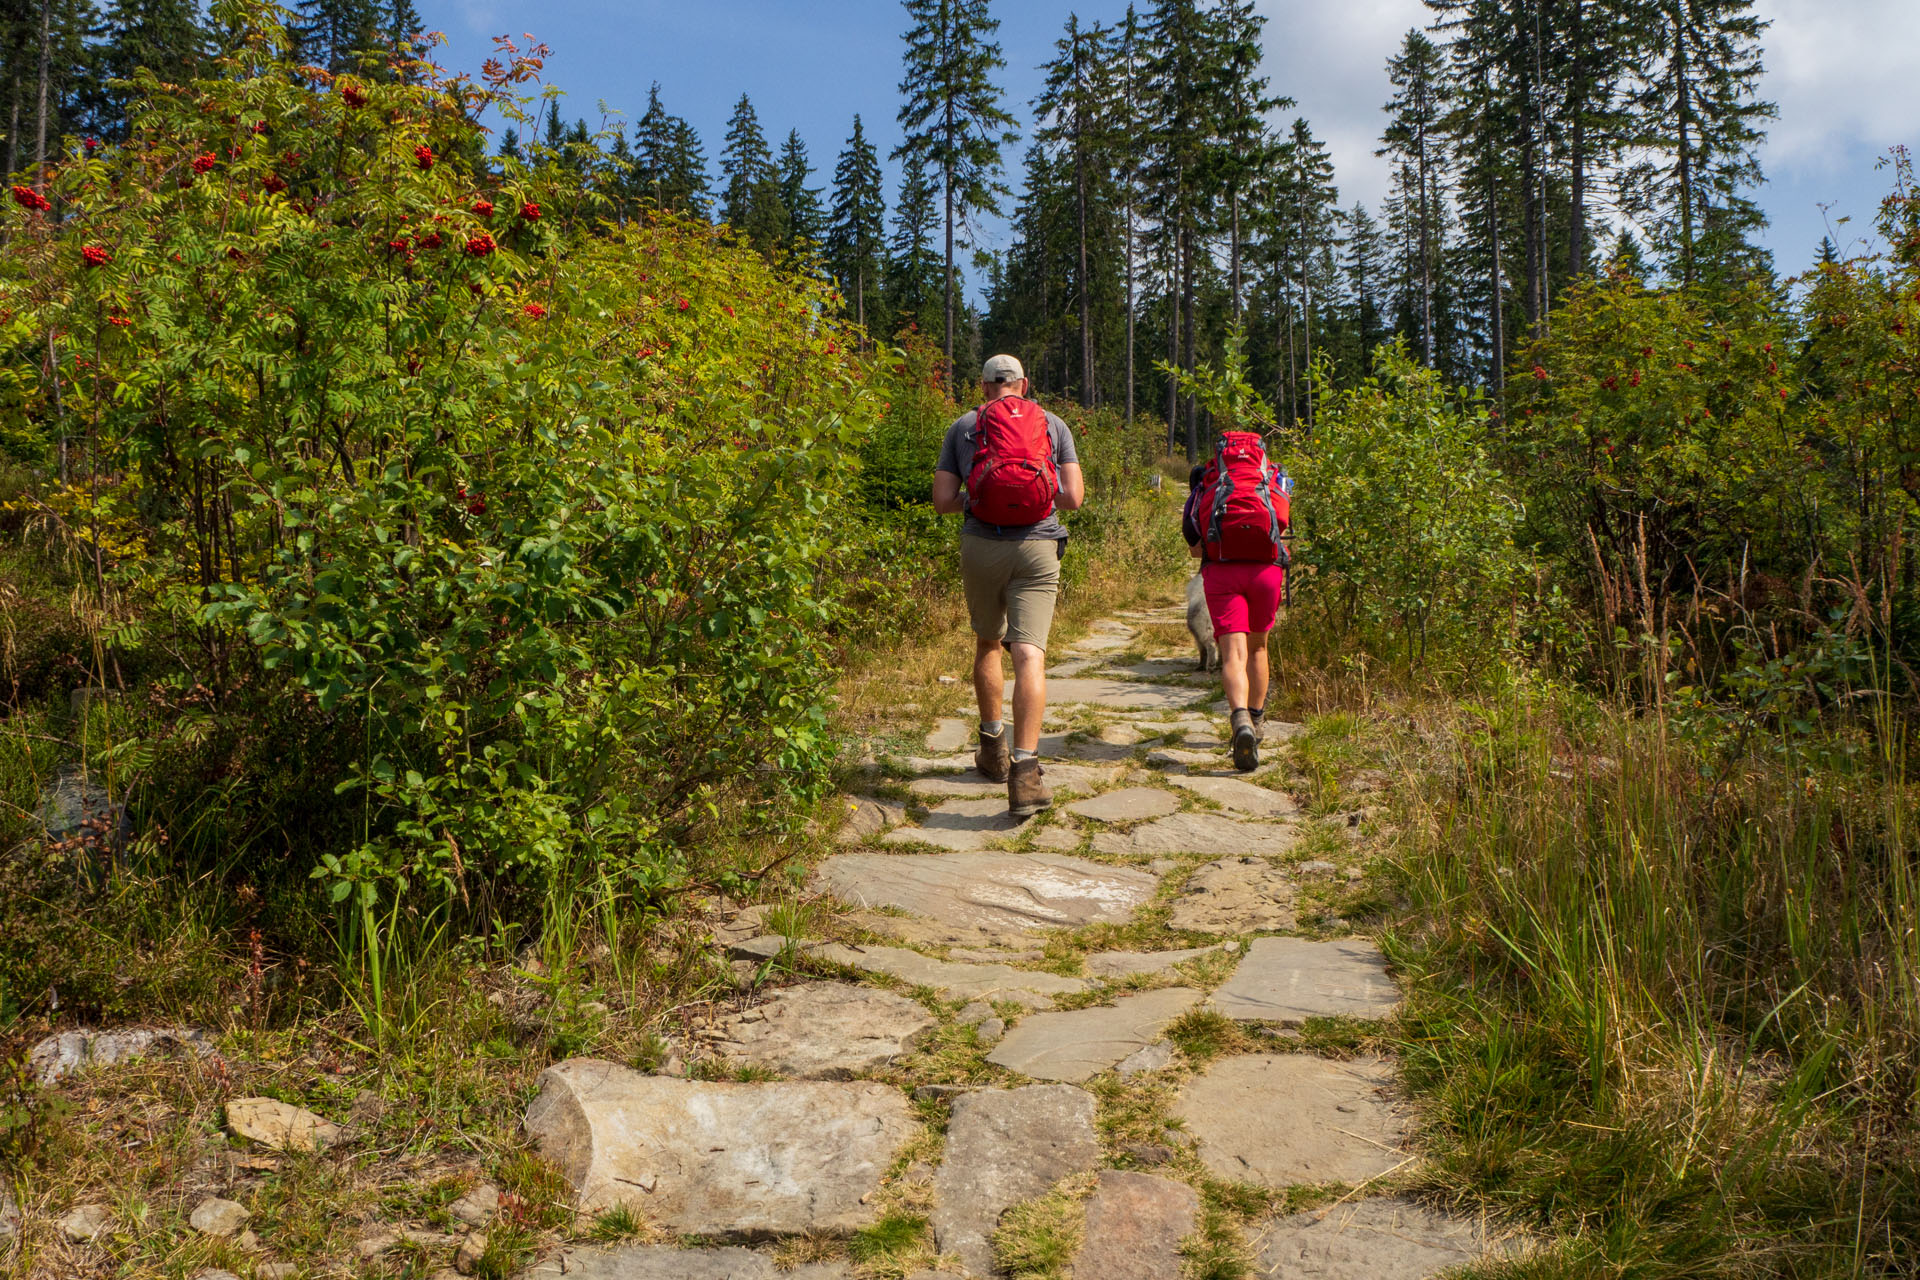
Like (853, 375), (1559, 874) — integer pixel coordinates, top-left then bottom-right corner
(966, 397), (1058, 527)
(1194, 430), (1291, 564)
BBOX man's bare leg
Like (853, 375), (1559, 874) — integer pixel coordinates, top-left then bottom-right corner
(973, 635), (1006, 724)
(1008, 642), (1046, 752)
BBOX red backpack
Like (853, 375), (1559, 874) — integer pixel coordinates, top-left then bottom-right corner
(966, 397), (1058, 527)
(1194, 430), (1291, 564)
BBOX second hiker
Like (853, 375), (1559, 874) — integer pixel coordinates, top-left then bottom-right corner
(932, 354), (1086, 816)
(1184, 429), (1291, 772)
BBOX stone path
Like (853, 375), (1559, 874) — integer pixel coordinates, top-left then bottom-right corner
(513, 601), (1522, 1278)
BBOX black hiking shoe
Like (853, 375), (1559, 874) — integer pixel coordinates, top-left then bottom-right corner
(976, 725), (1011, 782)
(1230, 709), (1260, 773)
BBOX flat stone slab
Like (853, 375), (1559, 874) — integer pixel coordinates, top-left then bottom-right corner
(1092, 813), (1299, 859)
(1176, 1055), (1407, 1186)
(1069, 633), (1135, 653)
(1106, 659), (1212, 682)
(1212, 937), (1399, 1024)
(986, 987), (1203, 1082)
(1096, 722), (1146, 745)
(848, 910), (1041, 952)
(908, 762), (1123, 799)
(1257, 1198), (1514, 1278)
(1166, 857), (1298, 933)
(900, 753), (978, 773)
(1036, 732), (1138, 762)
(926, 718), (972, 753)
(932, 1084), (1101, 1278)
(703, 982), (936, 1079)
(1017, 677), (1197, 711)
(525, 1245), (779, 1278)
(808, 941), (1086, 1004)
(1145, 747), (1230, 771)
(1046, 658), (1102, 677)
(1085, 946), (1223, 979)
(883, 797), (1026, 852)
(1074, 1170), (1200, 1279)
(29, 1026), (214, 1085)
(227, 1097), (344, 1152)
(817, 851), (1157, 933)
(1166, 774), (1299, 818)
(1066, 787), (1182, 823)
(523, 1059), (916, 1235)
(1031, 825), (1084, 852)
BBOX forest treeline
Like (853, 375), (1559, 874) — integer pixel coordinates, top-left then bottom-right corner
(5, 0), (1779, 453)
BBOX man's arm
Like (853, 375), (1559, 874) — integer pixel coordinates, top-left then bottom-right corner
(1055, 463), (1086, 512)
(932, 469), (965, 515)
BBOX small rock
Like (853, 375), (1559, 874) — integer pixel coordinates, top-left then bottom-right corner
(657, 1055), (685, 1077)
(236, 1228), (262, 1250)
(956, 1001), (994, 1026)
(28, 1026), (213, 1086)
(1346, 866), (1364, 882)
(449, 1182), (501, 1226)
(1298, 859), (1338, 877)
(0, 1185), (19, 1238)
(226, 1097), (344, 1152)
(257, 1266), (300, 1280)
(1121, 1143), (1175, 1166)
(973, 1017), (1006, 1046)
(938, 675), (959, 685)
(579, 1001), (610, 1019)
(913, 1084), (971, 1103)
(61, 1203), (112, 1242)
(348, 1089), (386, 1127)
(1115, 1041), (1174, 1076)
(455, 1231), (488, 1274)
(1097, 722), (1145, 745)
(188, 1196), (251, 1237)
(192, 1272), (243, 1280)
(357, 1229), (401, 1259)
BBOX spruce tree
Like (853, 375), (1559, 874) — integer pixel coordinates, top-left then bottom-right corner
(777, 129), (824, 248)
(634, 83), (709, 217)
(720, 93), (786, 250)
(1625, 0), (1774, 287)
(1210, 0), (1286, 319)
(1035, 14), (1112, 407)
(886, 153), (944, 337)
(826, 115), (887, 334)
(1379, 29), (1448, 367)
(1344, 202), (1387, 366)
(894, 0), (1019, 391)
(292, 0), (378, 74)
(1279, 118), (1338, 426)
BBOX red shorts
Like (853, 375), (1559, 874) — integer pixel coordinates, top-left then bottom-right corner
(1201, 561), (1285, 636)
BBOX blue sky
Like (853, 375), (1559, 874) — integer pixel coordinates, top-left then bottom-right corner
(421, 0), (1918, 286)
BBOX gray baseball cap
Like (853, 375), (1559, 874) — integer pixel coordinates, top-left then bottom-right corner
(981, 353), (1026, 384)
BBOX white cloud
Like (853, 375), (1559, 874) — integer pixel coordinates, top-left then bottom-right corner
(1757, 0), (1920, 175)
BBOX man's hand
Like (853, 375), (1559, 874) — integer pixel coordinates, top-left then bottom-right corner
(1055, 463), (1087, 512)
(932, 470), (965, 515)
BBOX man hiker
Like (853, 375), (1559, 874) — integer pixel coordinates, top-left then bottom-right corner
(932, 354), (1086, 816)
(1184, 431), (1291, 772)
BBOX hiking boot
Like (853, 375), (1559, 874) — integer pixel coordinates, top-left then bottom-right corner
(1007, 757), (1053, 817)
(1230, 709), (1261, 773)
(976, 725), (1011, 782)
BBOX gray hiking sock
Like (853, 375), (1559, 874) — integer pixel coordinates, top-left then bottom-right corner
(1012, 747), (1038, 762)
(981, 721), (1005, 737)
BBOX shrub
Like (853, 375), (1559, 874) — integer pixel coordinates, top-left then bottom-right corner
(0, 4), (878, 929)
(1293, 343), (1530, 663)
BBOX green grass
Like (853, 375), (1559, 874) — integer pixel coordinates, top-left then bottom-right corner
(1386, 683), (1920, 1277)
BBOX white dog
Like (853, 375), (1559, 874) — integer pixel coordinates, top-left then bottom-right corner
(1185, 572), (1218, 672)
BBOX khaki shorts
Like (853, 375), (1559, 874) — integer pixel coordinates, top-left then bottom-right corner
(960, 534), (1062, 650)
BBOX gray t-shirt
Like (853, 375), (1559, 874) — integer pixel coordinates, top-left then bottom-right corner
(935, 402), (1080, 541)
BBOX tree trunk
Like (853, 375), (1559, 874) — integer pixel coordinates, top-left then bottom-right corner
(1567, 0), (1588, 277)
(1165, 256), (1179, 454)
(1074, 70), (1093, 409)
(1230, 189), (1242, 320)
(1671, 1), (1696, 287)
(1418, 123), (1433, 367)
(1488, 167), (1506, 394)
(1298, 197), (1315, 427)
(34, 0), (52, 186)
(1182, 225), (1197, 462)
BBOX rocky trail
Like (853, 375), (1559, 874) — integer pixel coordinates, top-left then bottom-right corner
(513, 603), (1519, 1278)
(13, 602), (1524, 1280)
